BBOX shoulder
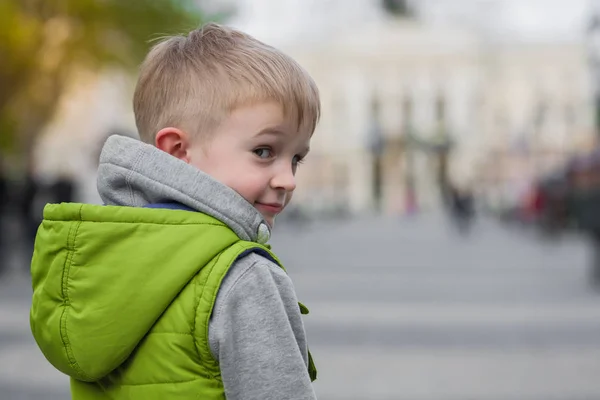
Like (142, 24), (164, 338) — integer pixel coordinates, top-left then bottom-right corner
(210, 250), (300, 324)
(208, 251), (304, 357)
(217, 251), (292, 301)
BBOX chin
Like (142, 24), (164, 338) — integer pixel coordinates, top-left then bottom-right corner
(264, 216), (275, 228)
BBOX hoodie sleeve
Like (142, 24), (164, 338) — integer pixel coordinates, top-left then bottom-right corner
(207, 253), (317, 400)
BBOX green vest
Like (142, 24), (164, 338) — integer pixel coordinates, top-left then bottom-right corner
(30, 203), (316, 400)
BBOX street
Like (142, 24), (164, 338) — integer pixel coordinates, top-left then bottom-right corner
(2, 214), (600, 399)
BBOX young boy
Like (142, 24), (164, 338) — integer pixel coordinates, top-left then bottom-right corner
(30, 22), (320, 399)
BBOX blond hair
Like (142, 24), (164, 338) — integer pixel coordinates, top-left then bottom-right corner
(133, 22), (320, 143)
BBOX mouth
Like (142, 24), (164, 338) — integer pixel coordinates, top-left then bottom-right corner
(255, 202), (284, 215)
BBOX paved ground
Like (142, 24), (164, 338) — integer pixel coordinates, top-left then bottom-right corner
(2, 214), (600, 399)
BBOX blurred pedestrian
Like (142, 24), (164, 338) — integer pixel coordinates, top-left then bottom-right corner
(0, 157), (8, 270)
(449, 185), (475, 235)
(49, 174), (75, 204)
(18, 158), (42, 251)
(30, 23), (319, 400)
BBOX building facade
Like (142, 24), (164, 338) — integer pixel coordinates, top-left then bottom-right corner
(35, 1), (596, 215)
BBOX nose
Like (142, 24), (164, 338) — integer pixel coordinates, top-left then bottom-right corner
(271, 164), (297, 192)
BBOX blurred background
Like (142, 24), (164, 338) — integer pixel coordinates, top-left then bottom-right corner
(3, 0), (600, 399)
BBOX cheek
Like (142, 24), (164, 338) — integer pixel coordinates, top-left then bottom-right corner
(189, 149), (231, 179)
(221, 173), (267, 203)
(188, 148), (217, 173)
(187, 148), (203, 169)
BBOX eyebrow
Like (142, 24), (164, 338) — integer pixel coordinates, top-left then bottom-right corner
(254, 127), (286, 137)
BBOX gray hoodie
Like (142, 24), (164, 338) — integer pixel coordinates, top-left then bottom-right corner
(97, 135), (317, 400)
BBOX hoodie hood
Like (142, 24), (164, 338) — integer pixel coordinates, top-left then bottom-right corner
(97, 134), (271, 243)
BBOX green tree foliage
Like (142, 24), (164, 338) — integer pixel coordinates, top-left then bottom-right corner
(0, 0), (203, 156)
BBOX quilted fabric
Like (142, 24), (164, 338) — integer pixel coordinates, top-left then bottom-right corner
(31, 203), (244, 399)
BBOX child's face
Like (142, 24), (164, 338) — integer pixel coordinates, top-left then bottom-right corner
(188, 101), (311, 227)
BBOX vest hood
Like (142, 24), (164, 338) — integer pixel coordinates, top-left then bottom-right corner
(30, 203), (239, 382)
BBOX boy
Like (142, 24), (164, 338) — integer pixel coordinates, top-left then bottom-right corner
(30, 23), (320, 400)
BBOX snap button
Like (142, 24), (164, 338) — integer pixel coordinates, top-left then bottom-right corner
(257, 223), (270, 244)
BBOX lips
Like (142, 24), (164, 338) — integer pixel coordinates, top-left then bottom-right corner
(255, 202), (284, 214)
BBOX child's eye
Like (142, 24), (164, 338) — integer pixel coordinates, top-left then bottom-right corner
(253, 148), (273, 159)
(291, 155), (305, 174)
(292, 155), (305, 166)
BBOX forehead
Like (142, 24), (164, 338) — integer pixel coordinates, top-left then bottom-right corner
(230, 97), (316, 130)
(228, 102), (313, 138)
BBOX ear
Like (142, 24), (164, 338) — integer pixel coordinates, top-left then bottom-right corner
(155, 127), (191, 162)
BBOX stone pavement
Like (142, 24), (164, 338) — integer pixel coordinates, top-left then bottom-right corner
(2, 214), (600, 399)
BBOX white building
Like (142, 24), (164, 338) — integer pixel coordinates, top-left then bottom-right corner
(280, 18), (484, 214)
(225, 0), (595, 214)
(36, 0), (597, 214)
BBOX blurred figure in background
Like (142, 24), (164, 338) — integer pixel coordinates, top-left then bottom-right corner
(49, 174), (75, 205)
(449, 184), (475, 235)
(520, 184), (545, 226)
(18, 159), (42, 253)
(18, 162), (76, 261)
(0, 156), (8, 270)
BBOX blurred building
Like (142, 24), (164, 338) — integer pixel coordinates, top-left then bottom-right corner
(283, 19), (482, 214)
(34, 0), (597, 215)
(475, 42), (595, 212)
(233, 0), (595, 214)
